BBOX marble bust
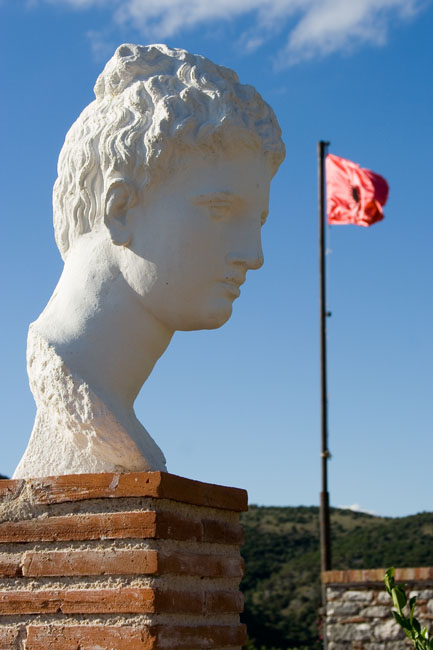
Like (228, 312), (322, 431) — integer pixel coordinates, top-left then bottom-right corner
(13, 44), (285, 478)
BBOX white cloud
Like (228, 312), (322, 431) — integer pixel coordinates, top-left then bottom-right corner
(43, 0), (427, 64)
(243, 35), (265, 53)
(86, 28), (118, 59)
(283, 0), (423, 64)
(339, 503), (379, 516)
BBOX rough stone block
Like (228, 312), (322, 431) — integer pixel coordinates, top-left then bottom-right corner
(373, 619), (404, 641)
(342, 591), (373, 602)
(327, 587), (345, 600)
(327, 602), (360, 617)
(327, 643), (347, 650)
(361, 605), (390, 618)
(327, 623), (371, 642)
(376, 591), (393, 604)
(413, 590), (433, 601)
(383, 642), (410, 650)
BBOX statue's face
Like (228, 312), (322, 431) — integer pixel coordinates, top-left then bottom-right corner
(120, 149), (273, 331)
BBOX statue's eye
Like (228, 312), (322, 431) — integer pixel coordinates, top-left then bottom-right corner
(192, 192), (244, 219)
(209, 202), (232, 219)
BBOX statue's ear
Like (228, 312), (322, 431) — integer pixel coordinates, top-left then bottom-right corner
(104, 180), (136, 247)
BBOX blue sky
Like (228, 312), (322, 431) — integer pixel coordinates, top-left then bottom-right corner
(1, 0), (432, 517)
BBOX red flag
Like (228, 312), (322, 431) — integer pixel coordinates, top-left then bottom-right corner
(326, 153), (389, 227)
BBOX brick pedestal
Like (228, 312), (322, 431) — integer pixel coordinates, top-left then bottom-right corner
(0, 472), (248, 650)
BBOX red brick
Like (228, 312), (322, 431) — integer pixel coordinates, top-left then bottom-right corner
(29, 473), (161, 505)
(22, 547), (243, 579)
(60, 588), (155, 614)
(158, 473), (248, 512)
(341, 617), (368, 624)
(202, 519), (244, 545)
(0, 512), (157, 543)
(23, 548), (158, 577)
(0, 511), (242, 545)
(205, 590), (244, 614)
(0, 626), (19, 650)
(0, 480), (24, 503)
(0, 556), (21, 578)
(155, 511), (203, 542)
(25, 625), (156, 650)
(156, 624), (247, 648)
(323, 567), (433, 585)
(154, 590), (203, 614)
(159, 551), (244, 578)
(0, 591), (61, 615)
(322, 569), (376, 584)
(348, 570), (362, 582)
(28, 472), (248, 512)
(61, 588), (204, 615)
(364, 569), (385, 582)
(0, 589), (153, 616)
(322, 570), (350, 584)
(0, 588), (212, 615)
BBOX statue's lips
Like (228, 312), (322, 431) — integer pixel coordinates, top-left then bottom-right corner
(219, 280), (242, 298)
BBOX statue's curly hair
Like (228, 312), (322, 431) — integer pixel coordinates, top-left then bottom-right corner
(53, 43), (285, 260)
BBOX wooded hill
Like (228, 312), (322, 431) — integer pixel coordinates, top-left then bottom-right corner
(240, 506), (433, 650)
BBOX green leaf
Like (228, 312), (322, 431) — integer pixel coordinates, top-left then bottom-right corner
(384, 568), (395, 594)
(415, 639), (429, 650)
(393, 610), (412, 631)
(392, 586), (407, 610)
(404, 628), (414, 641)
(413, 618), (421, 634)
(392, 610), (402, 624)
(410, 597), (417, 625)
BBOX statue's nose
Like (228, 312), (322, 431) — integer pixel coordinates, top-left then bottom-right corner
(247, 248), (264, 270)
(226, 242), (264, 271)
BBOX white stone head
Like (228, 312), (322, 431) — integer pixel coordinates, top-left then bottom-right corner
(14, 45), (286, 478)
(52, 43), (285, 332)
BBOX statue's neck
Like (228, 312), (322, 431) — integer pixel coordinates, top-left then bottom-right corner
(33, 248), (174, 415)
(17, 325), (168, 477)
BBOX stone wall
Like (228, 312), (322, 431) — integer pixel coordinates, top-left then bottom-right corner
(323, 568), (433, 650)
(0, 471), (247, 650)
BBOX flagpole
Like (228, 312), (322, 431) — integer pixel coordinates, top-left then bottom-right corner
(318, 140), (331, 574)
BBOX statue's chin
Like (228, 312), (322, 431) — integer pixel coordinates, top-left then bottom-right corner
(203, 312), (232, 331)
(176, 302), (234, 332)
